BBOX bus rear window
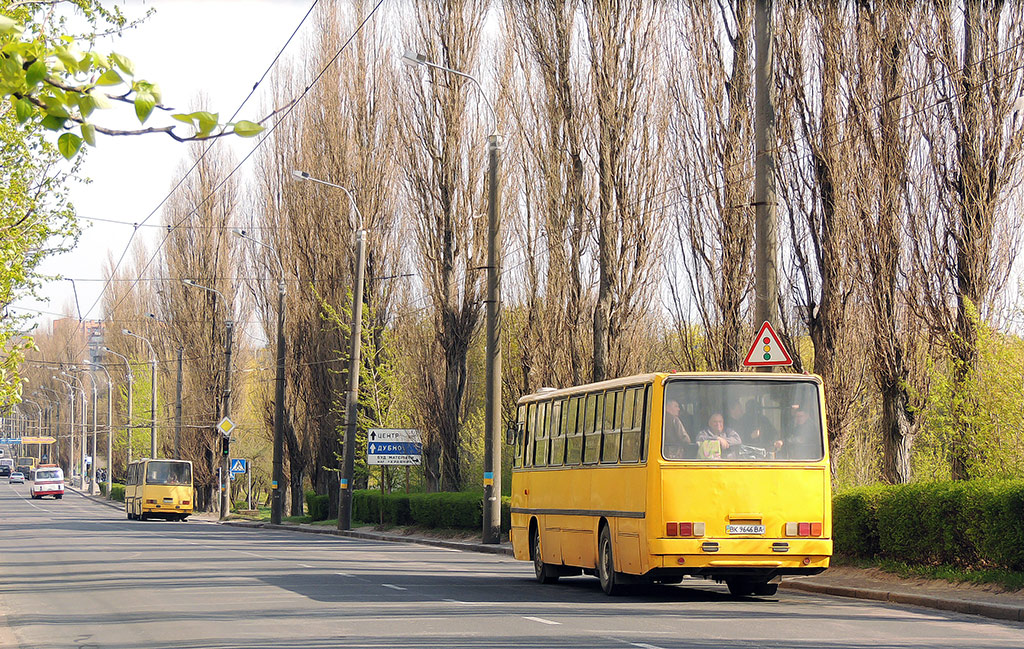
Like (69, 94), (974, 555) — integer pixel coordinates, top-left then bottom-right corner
(145, 461), (192, 485)
(662, 380), (823, 462)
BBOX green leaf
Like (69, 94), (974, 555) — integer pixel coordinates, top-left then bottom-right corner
(134, 90), (155, 123)
(110, 52), (135, 77)
(90, 52), (109, 69)
(232, 120), (263, 137)
(25, 59), (46, 87)
(81, 123), (96, 147)
(171, 113), (195, 124)
(96, 70), (122, 86)
(1, 57), (20, 81)
(0, 15), (23, 35)
(57, 133), (83, 159)
(77, 93), (96, 118)
(54, 46), (78, 71)
(40, 115), (65, 131)
(14, 98), (33, 123)
(88, 89), (112, 110)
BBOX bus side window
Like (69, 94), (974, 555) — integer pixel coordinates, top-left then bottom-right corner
(583, 392), (603, 464)
(602, 390), (622, 463)
(549, 399), (565, 467)
(565, 396), (583, 464)
(534, 401), (550, 467)
(621, 387), (641, 463)
(526, 403), (538, 468)
(640, 385), (650, 462)
(514, 405), (526, 468)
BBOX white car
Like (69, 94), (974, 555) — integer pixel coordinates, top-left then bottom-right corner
(30, 466), (64, 499)
(9, 472), (24, 484)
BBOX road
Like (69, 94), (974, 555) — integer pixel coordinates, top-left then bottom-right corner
(1, 486), (1021, 649)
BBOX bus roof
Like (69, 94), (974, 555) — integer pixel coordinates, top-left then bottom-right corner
(516, 371), (822, 405)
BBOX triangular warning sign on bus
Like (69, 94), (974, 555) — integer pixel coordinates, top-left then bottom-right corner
(743, 321), (793, 367)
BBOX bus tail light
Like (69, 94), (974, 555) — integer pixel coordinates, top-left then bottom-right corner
(146, 499), (157, 504)
(785, 522), (823, 537)
(182, 500), (191, 506)
(666, 522), (704, 537)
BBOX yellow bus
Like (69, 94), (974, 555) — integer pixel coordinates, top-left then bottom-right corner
(509, 372), (831, 596)
(125, 459), (194, 521)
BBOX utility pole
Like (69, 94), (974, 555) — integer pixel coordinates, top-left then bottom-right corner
(221, 320), (234, 520)
(339, 229), (366, 531)
(754, 0), (779, 372)
(90, 375), (98, 494)
(175, 347), (183, 459)
(149, 355), (157, 458)
(272, 278), (286, 525)
(482, 132), (502, 544)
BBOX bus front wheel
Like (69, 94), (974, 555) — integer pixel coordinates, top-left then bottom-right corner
(598, 526), (624, 596)
(531, 527), (560, 584)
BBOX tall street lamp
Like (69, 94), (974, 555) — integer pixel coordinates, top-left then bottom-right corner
(123, 329), (157, 459)
(292, 169), (366, 531)
(182, 278), (234, 521)
(88, 362), (114, 498)
(69, 367), (98, 493)
(402, 49), (503, 543)
(232, 228), (287, 526)
(104, 347), (134, 470)
(52, 376), (76, 478)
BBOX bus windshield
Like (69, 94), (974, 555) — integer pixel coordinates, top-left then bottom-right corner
(662, 379), (823, 461)
(145, 461), (192, 486)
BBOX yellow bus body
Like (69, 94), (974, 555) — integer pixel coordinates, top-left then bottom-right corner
(510, 372), (832, 595)
(124, 459), (194, 521)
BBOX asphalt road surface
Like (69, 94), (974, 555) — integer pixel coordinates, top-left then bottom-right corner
(1, 486), (1021, 649)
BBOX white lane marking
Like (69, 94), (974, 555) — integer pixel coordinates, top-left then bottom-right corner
(240, 550), (267, 559)
(298, 563), (313, 568)
(336, 572), (351, 577)
(631, 644), (665, 649)
(381, 583), (407, 591)
(523, 616), (560, 625)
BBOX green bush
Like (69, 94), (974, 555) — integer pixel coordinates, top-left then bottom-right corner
(834, 479), (1024, 571)
(305, 490), (330, 521)
(107, 483), (125, 502)
(352, 490), (512, 533)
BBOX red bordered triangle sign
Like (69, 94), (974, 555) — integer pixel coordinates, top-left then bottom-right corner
(743, 321), (793, 367)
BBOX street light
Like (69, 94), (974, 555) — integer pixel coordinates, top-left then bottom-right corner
(182, 278), (234, 521)
(402, 49), (503, 543)
(52, 376), (76, 477)
(232, 227), (287, 526)
(122, 329), (157, 459)
(292, 169), (366, 531)
(104, 347), (134, 468)
(88, 362), (113, 498)
(68, 367), (97, 493)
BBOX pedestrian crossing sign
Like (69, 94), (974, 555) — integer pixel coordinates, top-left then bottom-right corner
(230, 458), (247, 474)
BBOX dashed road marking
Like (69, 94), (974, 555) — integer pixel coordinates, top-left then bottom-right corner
(523, 616), (560, 625)
(381, 584), (407, 591)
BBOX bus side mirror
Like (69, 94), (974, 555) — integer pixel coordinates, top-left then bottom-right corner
(506, 421), (522, 446)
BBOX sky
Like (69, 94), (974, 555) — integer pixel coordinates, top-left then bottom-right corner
(16, 0), (317, 331)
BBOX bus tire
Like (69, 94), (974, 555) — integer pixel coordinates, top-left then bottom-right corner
(598, 526), (624, 596)
(531, 526), (560, 584)
(55, 494), (62, 500)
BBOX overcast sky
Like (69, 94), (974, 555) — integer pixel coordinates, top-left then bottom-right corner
(17, 0), (315, 330)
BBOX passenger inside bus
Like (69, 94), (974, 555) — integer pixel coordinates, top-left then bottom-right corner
(662, 399), (693, 459)
(696, 413), (742, 459)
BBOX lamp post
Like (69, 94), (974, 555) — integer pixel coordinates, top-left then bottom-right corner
(123, 329), (157, 459)
(52, 376), (76, 478)
(88, 362), (113, 498)
(70, 367), (98, 493)
(292, 170), (365, 531)
(232, 228), (287, 526)
(182, 278), (234, 521)
(105, 347), (134, 470)
(402, 50), (503, 543)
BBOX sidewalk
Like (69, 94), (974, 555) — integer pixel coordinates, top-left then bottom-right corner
(223, 519), (1024, 624)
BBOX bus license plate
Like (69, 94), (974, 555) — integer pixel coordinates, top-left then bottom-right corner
(727, 524), (765, 535)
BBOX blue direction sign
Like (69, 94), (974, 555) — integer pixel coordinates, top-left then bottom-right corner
(367, 428), (422, 466)
(229, 458), (248, 475)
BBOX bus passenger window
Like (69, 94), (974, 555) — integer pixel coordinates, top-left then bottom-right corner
(602, 390), (622, 463)
(549, 399), (565, 466)
(514, 405), (526, 468)
(526, 403), (538, 467)
(565, 396), (583, 464)
(640, 385), (650, 462)
(534, 402), (550, 467)
(621, 387), (641, 463)
(583, 392), (603, 464)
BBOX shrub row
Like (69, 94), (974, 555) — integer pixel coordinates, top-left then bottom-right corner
(834, 479), (1024, 571)
(304, 490), (331, 521)
(352, 490), (512, 531)
(101, 483), (125, 502)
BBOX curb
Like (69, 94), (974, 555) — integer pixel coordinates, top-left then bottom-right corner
(222, 520), (515, 556)
(781, 579), (1024, 623)
(67, 485), (123, 511)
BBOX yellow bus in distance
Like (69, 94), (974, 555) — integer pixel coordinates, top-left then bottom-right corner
(510, 372), (831, 596)
(125, 459), (193, 521)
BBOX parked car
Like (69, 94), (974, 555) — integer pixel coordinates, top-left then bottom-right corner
(9, 471), (25, 484)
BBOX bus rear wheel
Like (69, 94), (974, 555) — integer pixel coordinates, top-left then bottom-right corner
(598, 526), (624, 596)
(531, 527), (560, 584)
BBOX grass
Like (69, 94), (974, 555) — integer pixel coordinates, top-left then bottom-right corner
(833, 555), (1024, 591)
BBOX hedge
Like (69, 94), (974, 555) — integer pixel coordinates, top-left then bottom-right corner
(353, 490), (512, 531)
(305, 490), (330, 521)
(101, 483), (125, 502)
(834, 479), (1024, 571)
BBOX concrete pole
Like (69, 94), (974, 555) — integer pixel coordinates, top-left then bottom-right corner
(271, 280), (286, 525)
(90, 378), (97, 494)
(338, 230), (366, 531)
(175, 347), (183, 459)
(754, 0), (779, 371)
(482, 134), (502, 544)
(220, 320), (234, 521)
(150, 357), (157, 458)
